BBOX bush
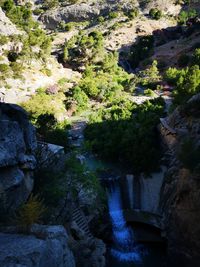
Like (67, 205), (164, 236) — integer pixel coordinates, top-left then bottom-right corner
(149, 8), (162, 20)
(21, 92), (65, 121)
(192, 48), (200, 66)
(179, 139), (200, 171)
(178, 9), (197, 25)
(177, 54), (190, 67)
(33, 8), (44, 15)
(129, 35), (154, 68)
(16, 194), (45, 230)
(0, 35), (9, 45)
(97, 16), (105, 23)
(108, 12), (118, 19)
(144, 88), (156, 97)
(127, 8), (139, 19)
(173, 65), (200, 105)
(10, 62), (24, 75)
(0, 64), (10, 74)
(33, 169), (66, 207)
(41, 67), (52, 76)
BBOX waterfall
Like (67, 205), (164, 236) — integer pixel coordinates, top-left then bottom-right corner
(108, 184), (143, 262)
(126, 174), (134, 210)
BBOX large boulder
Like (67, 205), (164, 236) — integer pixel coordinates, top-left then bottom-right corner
(0, 224), (75, 267)
(0, 103), (37, 214)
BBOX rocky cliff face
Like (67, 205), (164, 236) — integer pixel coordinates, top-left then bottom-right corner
(0, 103), (37, 214)
(159, 94), (200, 266)
(40, 0), (138, 29)
(0, 224), (75, 267)
(40, 0), (179, 30)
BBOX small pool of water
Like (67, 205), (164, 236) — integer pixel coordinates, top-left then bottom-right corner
(106, 243), (166, 267)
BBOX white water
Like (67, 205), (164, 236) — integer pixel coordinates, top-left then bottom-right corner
(108, 185), (143, 262)
(126, 174), (134, 210)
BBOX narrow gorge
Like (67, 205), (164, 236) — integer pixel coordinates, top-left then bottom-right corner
(0, 0), (200, 267)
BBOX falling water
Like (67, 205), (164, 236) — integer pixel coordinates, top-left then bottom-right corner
(108, 184), (144, 262)
(126, 174), (134, 210)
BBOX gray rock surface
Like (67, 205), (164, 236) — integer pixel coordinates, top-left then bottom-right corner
(0, 8), (20, 35)
(0, 103), (37, 213)
(0, 224), (75, 267)
(40, 0), (138, 29)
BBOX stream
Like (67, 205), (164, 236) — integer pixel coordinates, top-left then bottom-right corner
(68, 120), (166, 267)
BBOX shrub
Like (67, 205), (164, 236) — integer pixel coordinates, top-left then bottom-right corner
(192, 48), (200, 66)
(144, 88), (156, 97)
(0, 35), (9, 45)
(127, 8), (139, 19)
(129, 35), (154, 68)
(108, 12), (118, 19)
(33, 169), (66, 207)
(10, 62), (24, 74)
(16, 194), (45, 230)
(179, 139), (200, 171)
(149, 8), (162, 20)
(21, 92), (65, 120)
(97, 16), (105, 23)
(40, 68), (52, 76)
(33, 8), (44, 15)
(177, 54), (190, 67)
(178, 9), (197, 25)
(0, 64), (10, 74)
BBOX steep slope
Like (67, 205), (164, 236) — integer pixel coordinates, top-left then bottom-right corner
(159, 94), (200, 266)
(0, 7), (20, 35)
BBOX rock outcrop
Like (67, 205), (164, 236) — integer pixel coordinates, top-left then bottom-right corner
(0, 224), (75, 267)
(159, 94), (200, 266)
(0, 103), (37, 214)
(0, 7), (21, 35)
(40, 0), (138, 30)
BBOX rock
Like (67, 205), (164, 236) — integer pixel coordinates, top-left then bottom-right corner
(0, 8), (21, 36)
(0, 103), (37, 213)
(40, 3), (100, 29)
(40, 0), (138, 30)
(0, 225), (75, 267)
(71, 237), (106, 267)
(159, 94), (200, 266)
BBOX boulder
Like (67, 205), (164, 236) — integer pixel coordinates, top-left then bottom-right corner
(0, 225), (75, 267)
(0, 103), (37, 213)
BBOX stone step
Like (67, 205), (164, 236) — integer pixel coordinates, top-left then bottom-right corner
(72, 208), (93, 238)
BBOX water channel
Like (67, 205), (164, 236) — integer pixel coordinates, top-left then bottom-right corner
(68, 121), (166, 267)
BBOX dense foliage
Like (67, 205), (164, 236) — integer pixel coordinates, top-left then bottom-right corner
(85, 97), (165, 174)
(165, 64), (200, 105)
(129, 35), (154, 68)
(1, 0), (52, 60)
